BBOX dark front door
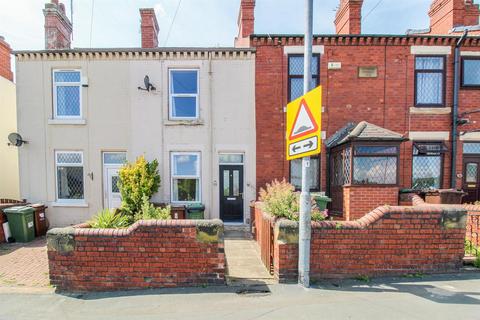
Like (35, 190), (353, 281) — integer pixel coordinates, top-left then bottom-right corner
(463, 157), (480, 203)
(220, 165), (244, 222)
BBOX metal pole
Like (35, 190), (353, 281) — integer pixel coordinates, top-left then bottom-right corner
(298, 0), (313, 288)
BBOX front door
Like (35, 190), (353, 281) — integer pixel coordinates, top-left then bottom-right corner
(463, 157), (480, 203)
(220, 165), (244, 222)
(105, 167), (122, 209)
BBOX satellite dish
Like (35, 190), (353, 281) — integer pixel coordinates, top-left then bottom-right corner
(137, 75), (156, 92)
(7, 133), (27, 147)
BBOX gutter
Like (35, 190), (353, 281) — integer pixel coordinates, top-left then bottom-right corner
(451, 30), (468, 189)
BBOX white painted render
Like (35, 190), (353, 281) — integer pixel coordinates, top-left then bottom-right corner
(15, 51), (256, 227)
(410, 46), (452, 55)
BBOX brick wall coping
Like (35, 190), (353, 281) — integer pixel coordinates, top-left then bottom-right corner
(273, 205), (467, 244)
(48, 219), (223, 239)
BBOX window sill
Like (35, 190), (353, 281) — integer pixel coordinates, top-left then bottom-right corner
(48, 119), (87, 125)
(409, 107), (451, 115)
(51, 202), (89, 208)
(164, 119), (205, 126)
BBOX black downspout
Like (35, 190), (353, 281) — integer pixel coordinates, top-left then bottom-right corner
(326, 149), (331, 197)
(451, 30), (468, 189)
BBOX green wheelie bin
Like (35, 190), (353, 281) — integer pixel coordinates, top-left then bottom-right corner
(3, 206), (35, 243)
(186, 203), (205, 219)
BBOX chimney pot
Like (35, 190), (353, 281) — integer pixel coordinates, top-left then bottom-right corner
(334, 0), (364, 35)
(140, 8), (159, 48)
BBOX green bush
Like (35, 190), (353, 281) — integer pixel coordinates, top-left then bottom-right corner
(259, 179), (326, 222)
(134, 195), (171, 221)
(118, 156), (160, 221)
(88, 209), (130, 229)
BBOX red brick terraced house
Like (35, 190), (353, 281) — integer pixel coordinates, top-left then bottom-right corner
(236, 0), (480, 219)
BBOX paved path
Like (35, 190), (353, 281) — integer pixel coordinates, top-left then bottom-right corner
(0, 273), (479, 319)
(0, 237), (49, 288)
(224, 229), (275, 286)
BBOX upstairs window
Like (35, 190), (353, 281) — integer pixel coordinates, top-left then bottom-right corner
(415, 56), (445, 107)
(412, 142), (446, 190)
(290, 156), (320, 191)
(171, 152), (201, 202)
(288, 55), (320, 101)
(353, 146), (398, 185)
(169, 70), (199, 120)
(55, 151), (84, 202)
(53, 70), (82, 119)
(462, 57), (480, 87)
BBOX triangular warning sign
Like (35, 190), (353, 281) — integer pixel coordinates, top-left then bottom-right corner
(289, 99), (319, 140)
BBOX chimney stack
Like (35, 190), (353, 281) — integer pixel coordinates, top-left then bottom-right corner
(0, 36), (13, 82)
(235, 0), (255, 48)
(140, 8), (159, 48)
(43, 0), (72, 50)
(428, 0), (480, 34)
(334, 0), (364, 35)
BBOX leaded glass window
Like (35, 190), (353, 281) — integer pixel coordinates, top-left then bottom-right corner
(53, 70), (82, 118)
(464, 143), (480, 154)
(415, 56), (445, 106)
(412, 142), (445, 190)
(290, 156), (320, 191)
(462, 58), (480, 87)
(55, 151), (84, 201)
(352, 145), (398, 185)
(288, 55), (320, 101)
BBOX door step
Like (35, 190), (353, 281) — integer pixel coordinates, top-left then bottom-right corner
(224, 224), (251, 239)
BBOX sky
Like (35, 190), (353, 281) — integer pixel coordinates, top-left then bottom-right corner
(0, 0), (437, 51)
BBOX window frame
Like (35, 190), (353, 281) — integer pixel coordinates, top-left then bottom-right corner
(351, 143), (400, 186)
(287, 54), (320, 102)
(52, 69), (82, 119)
(414, 55), (446, 108)
(411, 141), (445, 190)
(54, 150), (85, 203)
(461, 57), (480, 88)
(289, 156), (321, 192)
(170, 152), (201, 203)
(168, 69), (200, 121)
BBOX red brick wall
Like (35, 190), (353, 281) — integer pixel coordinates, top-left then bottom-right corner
(461, 204), (479, 248)
(47, 220), (225, 292)
(273, 205), (467, 281)
(343, 186), (399, 220)
(44, 1), (72, 50)
(253, 35), (480, 195)
(140, 8), (159, 48)
(334, 0), (363, 35)
(428, 0), (480, 35)
(0, 37), (12, 81)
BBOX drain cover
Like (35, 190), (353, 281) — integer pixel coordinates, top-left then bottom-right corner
(236, 287), (271, 296)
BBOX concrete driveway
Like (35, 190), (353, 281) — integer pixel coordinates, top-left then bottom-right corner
(0, 273), (478, 320)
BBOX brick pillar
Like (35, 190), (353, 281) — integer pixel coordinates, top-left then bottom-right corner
(334, 0), (364, 35)
(0, 37), (13, 82)
(235, 0), (255, 48)
(140, 8), (159, 48)
(429, 0), (480, 34)
(43, 0), (72, 50)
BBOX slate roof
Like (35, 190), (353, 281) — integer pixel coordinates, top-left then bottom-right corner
(326, 121), (407, 148)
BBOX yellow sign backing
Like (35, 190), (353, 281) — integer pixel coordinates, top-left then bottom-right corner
(286, 86), (322, 160)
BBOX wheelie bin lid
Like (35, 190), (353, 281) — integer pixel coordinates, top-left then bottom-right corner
(186, 203), (205, 211)
(3, 206), (35, 215)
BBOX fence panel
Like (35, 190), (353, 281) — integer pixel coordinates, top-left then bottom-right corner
(253, 204), (274, 275)
(466, 213), (480, 256)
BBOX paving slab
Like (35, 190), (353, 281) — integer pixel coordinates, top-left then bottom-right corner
(0, 237), (49, 289)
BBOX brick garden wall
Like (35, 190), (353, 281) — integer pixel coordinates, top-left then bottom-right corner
(343, 186), (399, 220)
(47, 219), (225, 292)
(272, 205), (467, 281)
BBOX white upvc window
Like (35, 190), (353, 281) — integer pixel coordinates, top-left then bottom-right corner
(169, 69), (199, 120)
(171, 152), (201, 203)
(53, 69), (82, 119)
(55, 151), (85, 202)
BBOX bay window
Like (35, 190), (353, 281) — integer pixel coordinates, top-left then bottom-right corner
(352, 146), (398, 185)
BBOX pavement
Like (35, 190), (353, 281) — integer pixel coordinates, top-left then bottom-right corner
(0, 237), (49, 288)
(0, 273), (478, 319)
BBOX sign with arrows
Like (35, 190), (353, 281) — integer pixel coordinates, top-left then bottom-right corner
(286, 86), (322, 160)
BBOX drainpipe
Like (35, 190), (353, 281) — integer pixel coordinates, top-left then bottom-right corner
(451, 30), (468, 189)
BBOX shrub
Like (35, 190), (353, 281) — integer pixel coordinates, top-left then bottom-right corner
(134, 195), (171, 221)
(88, 209), (130, 229)
(118, 156), (160, 220)
(259, 179), (326, 222)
